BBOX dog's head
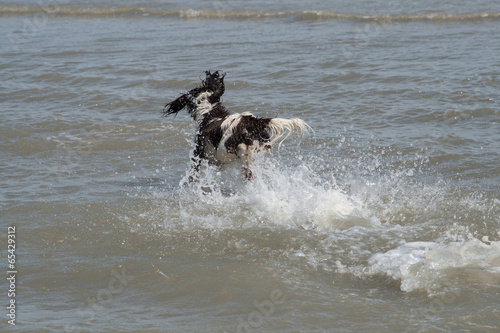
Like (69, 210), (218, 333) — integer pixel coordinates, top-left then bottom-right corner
(202, 70), (225, 95)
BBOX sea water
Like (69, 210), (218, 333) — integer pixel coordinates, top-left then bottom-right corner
(1, 0), (499, 331)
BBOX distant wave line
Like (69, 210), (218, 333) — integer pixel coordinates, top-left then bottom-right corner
(1, 6), (500, 23)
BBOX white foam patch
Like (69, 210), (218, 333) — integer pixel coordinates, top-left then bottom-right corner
(367, 239), (500, 293)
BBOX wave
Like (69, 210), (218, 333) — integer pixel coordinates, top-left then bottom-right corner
(366, 239), (500, 294)
(1, 5), (500, 23)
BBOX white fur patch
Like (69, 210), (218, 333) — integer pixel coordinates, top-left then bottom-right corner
(193, 92), (213, 124)
(218, 112), (253, 152)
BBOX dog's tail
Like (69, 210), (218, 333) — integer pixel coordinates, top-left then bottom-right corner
(267, 117), (312, 147)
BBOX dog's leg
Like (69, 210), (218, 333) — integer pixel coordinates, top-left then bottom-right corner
(236, 143), (253, 180)
(188, 134), (206, 182)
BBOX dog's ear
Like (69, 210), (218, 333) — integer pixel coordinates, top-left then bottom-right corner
(205, 71), (224, 80)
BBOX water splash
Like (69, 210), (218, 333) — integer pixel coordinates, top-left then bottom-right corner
(167, 156), (373, 232)
(124, 140), (499, 294)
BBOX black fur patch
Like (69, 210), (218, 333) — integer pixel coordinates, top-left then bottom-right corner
(224, 115), (272, 153)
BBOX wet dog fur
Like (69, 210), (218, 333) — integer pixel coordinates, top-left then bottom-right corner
(164, 71), (310, 180)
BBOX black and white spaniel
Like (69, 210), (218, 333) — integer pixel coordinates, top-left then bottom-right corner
(164, 71), (311, 179)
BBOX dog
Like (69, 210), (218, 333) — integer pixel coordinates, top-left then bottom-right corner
(164, 71), (311, 180)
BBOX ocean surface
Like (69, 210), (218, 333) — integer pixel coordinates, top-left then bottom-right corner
(1, 0), (499, 332)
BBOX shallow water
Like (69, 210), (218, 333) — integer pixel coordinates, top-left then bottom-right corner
(1, 0), (499, 332)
